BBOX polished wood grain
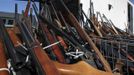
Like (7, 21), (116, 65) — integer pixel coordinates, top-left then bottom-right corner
(0, 39), (9, 75)
(7, 29), (21, 47)
(54, 61), (113, 75)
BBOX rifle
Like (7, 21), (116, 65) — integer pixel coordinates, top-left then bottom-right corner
(48, 3), (78, 51)
(0, 39), (9, 75)
(32, 1), (94, 62)
(37, 21), (57, 60)
(0, 20), (31, 75)
(47, 3), (69, 54)
(102, 14), (117, 35)
(54, 0), (112, 72)
(109, 20), (120, 35)
(0, 19), (34, 75)
(7, 29), (28, 57)
(42, 24), (66, 63)
(22, 0), (33, 34)
(89, 0), (94, 19)
(16, 16), (60, 75)
(96, 12), (107, 36)
(32, 2), (66, 63)
(0, 19), (22, 70)
(58, 12), (85, 45)
(82, 10), (103, 37)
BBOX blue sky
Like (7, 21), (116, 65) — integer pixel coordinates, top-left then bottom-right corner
(130, 0), (134, 4)
(0, 0), (39, 13)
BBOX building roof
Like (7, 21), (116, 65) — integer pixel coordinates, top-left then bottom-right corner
(0, 12), (15, 18)
(17, 0), (39, 2)
(0, 11), (23, 19)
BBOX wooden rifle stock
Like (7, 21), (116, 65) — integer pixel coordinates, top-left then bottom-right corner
(32, 40), (61, 75)
(53, 61), (113, 75)
(7, 29), (21, 47)
(0, 40), (9, 75)
(58, 0), (112, 72)
(57, 36), (68, 50)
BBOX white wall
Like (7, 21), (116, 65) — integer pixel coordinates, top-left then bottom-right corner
(81, 0), (134, 31)
(128, 1), (134, 33)
(80, 0), (90, 14)
(133, 3), (134, 33)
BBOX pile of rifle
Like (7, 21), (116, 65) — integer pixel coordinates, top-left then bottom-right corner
(0, 0), (134, 75)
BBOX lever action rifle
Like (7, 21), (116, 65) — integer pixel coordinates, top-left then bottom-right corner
(55, 0), (112, 72)
(16, 16), (60, 75)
